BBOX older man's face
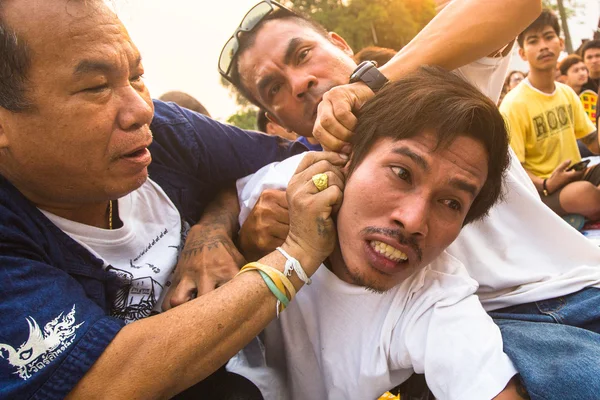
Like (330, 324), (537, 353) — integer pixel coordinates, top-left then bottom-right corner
(237, 19), (357, 138)
(332, 133), (488, 292)
(0, 0), (154, 206)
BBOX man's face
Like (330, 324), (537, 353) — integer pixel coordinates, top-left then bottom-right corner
(333, 133), (488, 292)
(565, 62), (589, 88)
(237, 19), (356, 137)
(508, 72), (525, 90)
(0, 0), (154, 207)
(519, 26), (563, 71)
(583, 47), (600, 79)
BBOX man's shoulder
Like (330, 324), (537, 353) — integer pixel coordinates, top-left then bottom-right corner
(0, 175), (41, 231)
(151, 99), (210, 136)
(555, 82), (584, 103)
(416, 252), (477, 293)
(501, 82), (531, 106)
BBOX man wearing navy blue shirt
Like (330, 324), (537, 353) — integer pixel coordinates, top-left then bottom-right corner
(0, 0), (307, 398)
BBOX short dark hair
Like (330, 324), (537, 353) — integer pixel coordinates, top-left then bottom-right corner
(228, 7), (329, 109)
(159, 91), (210, 116)
(0, 3), (34, 112)
(559, 54), (584, 76)
(353, 46), (397, 67)
(517, 9), (560, 48)
(348, 66), (510, 225)
(581, 40), (600, 59)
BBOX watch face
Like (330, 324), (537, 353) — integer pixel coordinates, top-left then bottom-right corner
(350, 61), (373, 82)
(350, 61), (388, 92)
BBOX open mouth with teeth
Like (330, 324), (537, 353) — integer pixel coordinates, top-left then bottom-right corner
(370, 240), (408, 262)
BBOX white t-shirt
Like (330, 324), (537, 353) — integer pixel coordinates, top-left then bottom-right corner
(41, 179), (184, 323)
(240, 54), (600, 311)
(233, 158), (517, 399)
(229, 253), (516, 400)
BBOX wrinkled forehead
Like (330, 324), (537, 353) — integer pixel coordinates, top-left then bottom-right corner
(236, 19), (327, 98)
(350, 134), (489, 184)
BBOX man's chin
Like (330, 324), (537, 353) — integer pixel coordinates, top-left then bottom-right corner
(109, 170), (148, 199)
(346, 267), (395, 294)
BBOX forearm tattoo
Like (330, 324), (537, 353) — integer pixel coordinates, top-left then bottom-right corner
(180, 234), (235, 260)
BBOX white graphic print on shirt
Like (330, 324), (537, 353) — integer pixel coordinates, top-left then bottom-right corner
(41, 179), (184, 324)
(0, 305), (84, 380)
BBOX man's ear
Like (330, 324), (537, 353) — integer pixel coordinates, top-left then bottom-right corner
(265, 111), (281, 125)
(328, 32), (354, 57)
(559, 37), (565, 52)
(265, 112), (292, 132)
(518, 46), (527, 62)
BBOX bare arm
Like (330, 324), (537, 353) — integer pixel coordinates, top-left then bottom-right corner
(580, 130), (600, 154)
(379, 0), (542, 80)
(67, 152), (347, 399)
(525, 169), (545, 193)
(69, 250), (304, 400)
(163, 186), (246, 309)
(313, 0), (542, 151)
(524, 160), (586, 196)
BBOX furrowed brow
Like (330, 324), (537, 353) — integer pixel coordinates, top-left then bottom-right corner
(392, 147), (429, 171)
(283, 37), (303, 65)
(449, 178), (478, 198)
(74, 55), (143, 76)
(74, 60), (114, 76)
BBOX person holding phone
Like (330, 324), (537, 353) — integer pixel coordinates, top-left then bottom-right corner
(500, 10), (600, 221)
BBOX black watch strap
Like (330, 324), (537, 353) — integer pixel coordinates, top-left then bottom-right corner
(349, 60), (389, 92)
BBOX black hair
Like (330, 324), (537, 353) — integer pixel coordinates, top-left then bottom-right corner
(0, 3), (34, 112)
(517, 9), (560, 48)
(227, 7), (329, 109)
(581, 40), (600, 59)
(349, 66), (510, 225)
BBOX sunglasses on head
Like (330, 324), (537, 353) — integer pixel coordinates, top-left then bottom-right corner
(218, 0), (294, 82)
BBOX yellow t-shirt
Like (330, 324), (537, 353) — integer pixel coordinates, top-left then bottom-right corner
(500, 80), (595, 178)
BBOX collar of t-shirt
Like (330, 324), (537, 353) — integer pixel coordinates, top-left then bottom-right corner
(39, 179), (184, 323)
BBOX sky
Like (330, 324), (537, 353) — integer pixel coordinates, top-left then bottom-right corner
(115, 0), (259, 121)
(113, 0), (600, 122)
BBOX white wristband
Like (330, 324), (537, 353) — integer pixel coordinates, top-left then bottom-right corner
(276, 247), (312, 285)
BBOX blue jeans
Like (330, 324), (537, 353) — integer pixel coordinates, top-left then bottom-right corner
(490, 288), (600, 400)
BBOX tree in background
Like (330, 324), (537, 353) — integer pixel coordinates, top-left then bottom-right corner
(226, 107), (258, 130)
(288, 0), (436, 51)
(542, 0), (584, 54)
(224, 0), (434, 128)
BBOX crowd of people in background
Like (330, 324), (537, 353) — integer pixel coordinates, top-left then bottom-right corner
(496, 10), (600, 225)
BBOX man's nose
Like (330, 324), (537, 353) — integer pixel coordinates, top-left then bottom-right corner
(290, 74), (317, 100)
(117, 85), (154, 131)
(390, 196), (429, 238)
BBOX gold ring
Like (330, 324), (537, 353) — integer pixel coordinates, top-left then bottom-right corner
(311, 173), (328, 192)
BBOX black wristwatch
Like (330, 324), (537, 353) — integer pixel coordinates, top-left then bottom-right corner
(349, 61), (389, 93)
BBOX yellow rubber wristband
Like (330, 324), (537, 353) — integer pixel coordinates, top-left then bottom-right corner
(238, 262), (296, 301)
